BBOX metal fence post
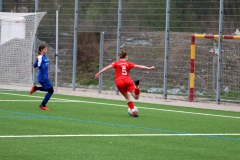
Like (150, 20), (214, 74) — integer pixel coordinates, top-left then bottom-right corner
(164, 0), (171, 99)
(216, 0), (224, 104)
(98, 31), (105, 93)
(33, 0), (38, 85)
(116, 0), (122, 95)
(72, 0), (79, 91)
(55, 6), (60, 93)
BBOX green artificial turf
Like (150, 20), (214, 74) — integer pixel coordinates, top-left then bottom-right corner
(0, 91), (239, 160)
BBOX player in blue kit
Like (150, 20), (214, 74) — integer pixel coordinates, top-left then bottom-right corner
(30, 44), (54, 110)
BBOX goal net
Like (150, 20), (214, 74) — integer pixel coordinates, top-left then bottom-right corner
(0, 12), (46, 91)
(189, 34), (240, 102)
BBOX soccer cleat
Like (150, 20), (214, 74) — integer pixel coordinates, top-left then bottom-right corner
(133, 111), (138, 117)
(30, 85), (36, 94)
(133, 114), (138, 117)
(39, 105), (50, 111)
(134, 80), (140, 86)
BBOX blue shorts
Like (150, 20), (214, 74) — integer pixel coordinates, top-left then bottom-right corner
(39, 78), (53, 90)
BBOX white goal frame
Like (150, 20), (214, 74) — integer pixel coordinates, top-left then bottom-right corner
(0, 12), (46, 91)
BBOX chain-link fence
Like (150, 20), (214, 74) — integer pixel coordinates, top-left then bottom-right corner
(1, 0), (240, 103)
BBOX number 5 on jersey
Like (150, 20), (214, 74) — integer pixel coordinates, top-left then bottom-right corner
(121, 66), (127, 75)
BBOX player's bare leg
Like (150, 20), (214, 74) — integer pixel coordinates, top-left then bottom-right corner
(122, 93), (131, 102)
(130, 90), (139, 100)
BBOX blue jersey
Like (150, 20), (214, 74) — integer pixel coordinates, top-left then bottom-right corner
(33, 55), (53, 89)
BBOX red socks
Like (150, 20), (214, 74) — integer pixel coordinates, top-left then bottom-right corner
(127, 101), (134, 109)
(135, 88), (140, 95)
(127, 101), (137, 114)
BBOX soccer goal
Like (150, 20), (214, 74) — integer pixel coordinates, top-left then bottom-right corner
(0, 12), (46, 91)
(189, 34), (240, 102)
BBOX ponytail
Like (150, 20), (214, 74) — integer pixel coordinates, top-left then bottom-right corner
(118, 50), (127, 59)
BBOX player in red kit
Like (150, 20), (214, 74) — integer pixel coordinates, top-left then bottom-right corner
(95, 50), (155, 117)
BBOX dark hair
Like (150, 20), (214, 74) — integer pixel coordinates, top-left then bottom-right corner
(38, 44), (47, 55)
(118, 50), (127, 59)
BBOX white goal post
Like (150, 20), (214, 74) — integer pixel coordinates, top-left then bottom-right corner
(0, 12), (46, 91)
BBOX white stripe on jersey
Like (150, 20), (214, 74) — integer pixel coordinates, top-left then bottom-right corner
(38, 55), (43, 67)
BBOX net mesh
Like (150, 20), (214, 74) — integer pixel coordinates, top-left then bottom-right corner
(0, 12), (46, 91)
(194, 38), (240, 102)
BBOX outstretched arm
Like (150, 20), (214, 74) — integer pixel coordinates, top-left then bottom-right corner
(95, 65), (113, 78)
(134, 65), (155, 70)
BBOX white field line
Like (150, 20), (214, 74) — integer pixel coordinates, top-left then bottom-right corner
(0, 92), (73, 101)
(0, 133), (240, 138)
(0, 92), (240, 119)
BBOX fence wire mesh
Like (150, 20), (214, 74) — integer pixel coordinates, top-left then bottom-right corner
(1, 0), (240, 103)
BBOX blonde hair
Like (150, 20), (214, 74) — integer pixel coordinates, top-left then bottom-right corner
(118, 50), (127, 59)
(38, 44), (47, 55)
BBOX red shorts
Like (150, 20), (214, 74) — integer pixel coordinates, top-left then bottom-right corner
(115, 78), (135, 95)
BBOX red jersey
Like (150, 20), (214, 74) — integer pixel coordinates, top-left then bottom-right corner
(111, 60), (135, 81)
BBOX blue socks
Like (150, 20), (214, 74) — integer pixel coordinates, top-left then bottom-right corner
(42, 92), (52, 106)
